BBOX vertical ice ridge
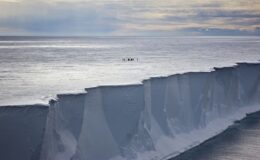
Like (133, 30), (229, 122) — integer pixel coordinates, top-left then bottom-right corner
(39, 94), (86, 160)
(76, 88), (121, 160)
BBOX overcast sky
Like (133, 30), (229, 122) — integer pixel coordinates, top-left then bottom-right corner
(0, 0), (259, 36)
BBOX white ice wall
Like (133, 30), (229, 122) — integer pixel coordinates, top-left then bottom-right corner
(0, 63), (259, 160)
(39, 63), (260, 160)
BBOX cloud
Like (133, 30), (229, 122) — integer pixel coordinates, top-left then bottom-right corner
(0, 1), (120, 35)
(0, 0), (259, 35)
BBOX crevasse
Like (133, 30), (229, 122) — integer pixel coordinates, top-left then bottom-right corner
(0, 63), (260, 160)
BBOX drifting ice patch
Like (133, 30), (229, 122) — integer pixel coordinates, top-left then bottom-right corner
(0, 63), (260, 160)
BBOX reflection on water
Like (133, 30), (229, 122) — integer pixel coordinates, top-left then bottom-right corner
(170, 111), (260, 160)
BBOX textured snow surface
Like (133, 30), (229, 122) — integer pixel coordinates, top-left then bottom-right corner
(1, 63), (259, 160)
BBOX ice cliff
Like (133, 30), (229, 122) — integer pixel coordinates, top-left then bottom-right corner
(1, 63), (260, 160)
(0, 105), (48, 160)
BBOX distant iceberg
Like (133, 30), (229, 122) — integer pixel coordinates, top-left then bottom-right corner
(0, 63), (260, 160)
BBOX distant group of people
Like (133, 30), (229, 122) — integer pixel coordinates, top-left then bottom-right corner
(122, 57), (139, 62)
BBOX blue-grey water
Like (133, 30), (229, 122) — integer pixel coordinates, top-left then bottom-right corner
(170, 111), (260, 160)
(1, 36), (260, 106)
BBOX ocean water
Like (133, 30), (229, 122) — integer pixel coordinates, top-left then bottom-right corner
(171, 111), (260, 160)
(0, 36), (260, 106)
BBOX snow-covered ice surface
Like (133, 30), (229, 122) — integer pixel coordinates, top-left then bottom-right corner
(0, 36), (260, 105)
(0, 37), (260, 160)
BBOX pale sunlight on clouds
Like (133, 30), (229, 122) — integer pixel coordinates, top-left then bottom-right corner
(0, 0), (259, 36)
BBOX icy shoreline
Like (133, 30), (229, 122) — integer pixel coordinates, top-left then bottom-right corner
(0, 62), (259, 160)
